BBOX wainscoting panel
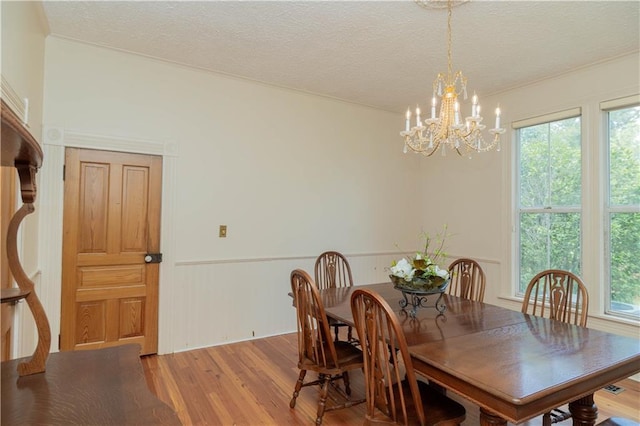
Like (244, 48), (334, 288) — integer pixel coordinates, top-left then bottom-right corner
(171, 252), (398, 352)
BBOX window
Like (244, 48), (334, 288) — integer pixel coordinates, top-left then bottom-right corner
(604, 102), (640, 319)
(515, 110), (582, 294)
(513, 98), (640, 322)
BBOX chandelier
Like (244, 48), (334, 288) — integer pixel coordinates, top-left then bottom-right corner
(400, 0), (505, 157)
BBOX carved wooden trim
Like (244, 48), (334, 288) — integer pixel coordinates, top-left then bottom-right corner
(15, 164), (38, 204)
(2, 98), (49, 376)
(6, 203), (51, 375)
(1, 99), (42, 204)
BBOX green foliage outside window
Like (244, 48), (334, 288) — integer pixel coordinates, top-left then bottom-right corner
(518, 117), (581, 293)
(608, 106), (640, 314)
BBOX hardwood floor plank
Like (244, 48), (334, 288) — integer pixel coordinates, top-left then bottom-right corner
(142, 332), (639, 425)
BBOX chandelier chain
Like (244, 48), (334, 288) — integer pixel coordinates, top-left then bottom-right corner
(447, 0), (453, 79)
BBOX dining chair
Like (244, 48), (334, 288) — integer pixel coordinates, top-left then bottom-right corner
(521, 269), (590, 425)
(315, 251), (355, 342)
(289, 269), (365, 425)
(521, 269), (589, 327)
(350, 288), (466, 426)
(447, 258), (486, 302)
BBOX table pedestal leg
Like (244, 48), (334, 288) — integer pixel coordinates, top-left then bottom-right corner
(568, 393), (598, 425)
(479, 408), (507, 426)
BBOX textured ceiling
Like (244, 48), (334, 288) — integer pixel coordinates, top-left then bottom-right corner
(40, 1), (640, 113)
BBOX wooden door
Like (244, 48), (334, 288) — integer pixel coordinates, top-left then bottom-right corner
(1, 167), (16, 360)
(61, 148), (162, 354)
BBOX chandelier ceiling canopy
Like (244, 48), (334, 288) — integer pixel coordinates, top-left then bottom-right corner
(400, 0), (505, 158)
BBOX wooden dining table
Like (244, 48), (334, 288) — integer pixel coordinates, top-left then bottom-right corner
(318, 282), (640, 425)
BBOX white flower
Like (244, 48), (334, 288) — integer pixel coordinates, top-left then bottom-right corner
(434, 265), (450, 280)
(390, 258), (416, 282)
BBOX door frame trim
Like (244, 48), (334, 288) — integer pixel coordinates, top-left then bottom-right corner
(38, 127), (178, 355)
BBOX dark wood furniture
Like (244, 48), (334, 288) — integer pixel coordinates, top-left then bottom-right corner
(319, 282), (640, 425)
(315, 251), (353, 290)
(289, 269), (364, 425)
(351, 287), (466, 425)
(315, 251), (355, 341)
(522, 269), (589, 327)
(447, 257), (486, 302)
(1, 99), (49, 375)
(1, 100), (179, 424)
(1, 344), (180, 425)
(521, 269), (590, 425)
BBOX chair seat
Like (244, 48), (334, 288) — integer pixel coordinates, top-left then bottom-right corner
(327, 316), (350, 330)
(299, 340), (363, 373)
(383, 379), (466, 426)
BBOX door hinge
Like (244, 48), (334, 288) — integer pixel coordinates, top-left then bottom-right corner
(58, 334), (61, 350)
(62, 165), (66, 181)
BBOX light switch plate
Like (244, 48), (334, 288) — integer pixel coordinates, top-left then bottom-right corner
(219, 225), (227, 238)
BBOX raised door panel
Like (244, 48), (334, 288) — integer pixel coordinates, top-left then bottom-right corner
(61, 148), (161, 354)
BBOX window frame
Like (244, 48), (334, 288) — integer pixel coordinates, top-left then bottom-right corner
(601, 96), (640, 320)
(513, 108), (583, 296)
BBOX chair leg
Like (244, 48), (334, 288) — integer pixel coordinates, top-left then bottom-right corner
(342, 371), (351, 395)
(334, 325), (340, 342)
(316, 375), (331, 425)
(290, 369), (307, 408)
(347, 326), (353, 342)
(542, 412), (552, 426)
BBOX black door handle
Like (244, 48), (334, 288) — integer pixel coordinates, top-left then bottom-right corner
(144, 253), (163, 263)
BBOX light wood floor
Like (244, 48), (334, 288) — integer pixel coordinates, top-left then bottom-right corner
(142, 333), (640, 425)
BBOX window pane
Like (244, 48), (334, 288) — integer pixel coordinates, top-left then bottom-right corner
(609, 212), (640, 318)
(609, 106), (640, 206)
(519, 212), (581, 293)
(519, 117), (581, 208)
(549, 119), (581, 206)
(520, 125), (550, 207)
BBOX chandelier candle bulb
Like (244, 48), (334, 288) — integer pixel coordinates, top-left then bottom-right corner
(472, 93), (478, 117)
(431, 97), (437, 118)
(495, 107), (501, 129)
(406, 108), (411, 131)
(416, 106), (421, 126)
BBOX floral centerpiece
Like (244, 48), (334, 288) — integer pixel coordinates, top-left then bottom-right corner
(389, 226), (451, 292)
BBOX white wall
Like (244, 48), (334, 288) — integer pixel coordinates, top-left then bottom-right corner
(41, 37), (423, 353)
(1, 1), (47, 142)
(1, 1), (48, 357)
(28, 35), (640, 353)
(421, 53), (640, 339)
